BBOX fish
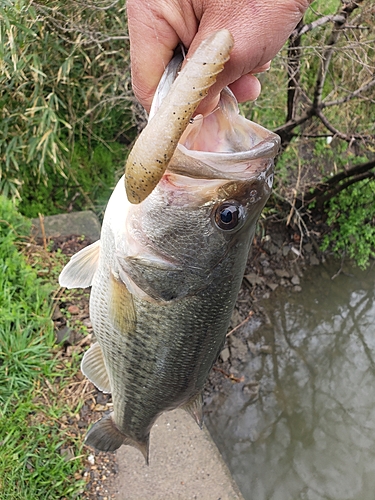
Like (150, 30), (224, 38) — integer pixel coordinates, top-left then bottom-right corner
(59, 29), (280, 464)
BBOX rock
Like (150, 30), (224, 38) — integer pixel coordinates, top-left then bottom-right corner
(267, 282), (279, 291)
(275, 269), (290, 278)
(68, 305), (80, 315)
(260, 259), (270, 268)
(310, 255), (320, 266)
(56, 326), (73, 344)
(82, 318), (93, 329)
(259, 345), (272, 354)
(220, 347), (230, 363)
(52, 306), (63, 320)
(292, 285), (302, 293)
(60, 447), (75, 461)
(282, 246), (291, 256)
(229, 336), (248, 362)
(247, 340), (258, 355)
(304, 243), (313, 253)
(244, 273), (264, 286)
(263, 267), (274, 276)
(268, 243), (280, 255)
(291, 275), (300, 285)
(31, 210), (101, 242)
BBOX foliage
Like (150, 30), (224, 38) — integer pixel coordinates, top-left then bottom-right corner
(19, 140), (126, 218)
(0, 0), (133, 206)
(242, 0), (375, 267)
(321, 179), (375, 269)
(0, 196), (85, 498)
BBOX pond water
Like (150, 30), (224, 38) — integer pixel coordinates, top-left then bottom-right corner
(206, 260), (375, 500)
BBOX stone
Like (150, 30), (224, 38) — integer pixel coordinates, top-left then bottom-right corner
(247, 340), (258, 355)
(31, 210), (101, 242)
(67, 305), (80, 315)
(229, 336), (248, 362)
(292, 285), (302, 293)
(291, 275), (301, 285)
(244, 273), (264, 286)
(275, 269), (290, 278)
(220, 347), (230, 363)
(267, 282), (279, 291)
(259, 345), (272, 354)
(310, 255), (320, 266)
(52, 306), (63, 320)
(263, 267), (274, 276)
(56, 326), (73, 344)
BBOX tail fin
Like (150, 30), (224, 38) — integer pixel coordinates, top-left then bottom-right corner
(85, 413), (150, 464)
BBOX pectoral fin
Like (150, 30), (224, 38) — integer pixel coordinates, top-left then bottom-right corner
(59, 240), (100, 289)
(109, 273), (137, 334)
(81, 342), (111, 393)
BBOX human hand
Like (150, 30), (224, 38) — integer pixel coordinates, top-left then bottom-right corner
(127, 0), (311, 115)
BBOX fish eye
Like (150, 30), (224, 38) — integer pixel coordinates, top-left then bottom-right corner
(214, 201), (244, 231)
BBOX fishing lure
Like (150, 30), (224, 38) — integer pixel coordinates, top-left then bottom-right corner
(124, 29), (234, 204)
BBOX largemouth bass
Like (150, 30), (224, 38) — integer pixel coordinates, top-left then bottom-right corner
(59, 30), (280, 463)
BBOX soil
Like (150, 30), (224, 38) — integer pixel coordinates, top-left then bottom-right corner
(43, 215), (327, 499)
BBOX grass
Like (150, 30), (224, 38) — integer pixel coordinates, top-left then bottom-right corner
(0, 195), (87, 499)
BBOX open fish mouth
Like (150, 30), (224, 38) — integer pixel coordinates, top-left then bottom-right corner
(171, 87), (279, 183)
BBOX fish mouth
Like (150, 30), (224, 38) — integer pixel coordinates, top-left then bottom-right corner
(168, 87), (280, 183)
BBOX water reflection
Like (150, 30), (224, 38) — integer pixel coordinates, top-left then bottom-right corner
(206, 262), (375, 500)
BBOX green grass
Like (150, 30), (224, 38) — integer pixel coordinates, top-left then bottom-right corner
(18, 139), (129, 219)
(0, 196), (86, 499)
(321, 179), (375, 269)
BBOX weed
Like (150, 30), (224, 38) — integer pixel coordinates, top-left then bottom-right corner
(0, 196), (86, 498)
(321, 179), (375, 268)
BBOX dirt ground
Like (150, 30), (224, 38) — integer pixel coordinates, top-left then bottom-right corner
(45, 215), (326, 499)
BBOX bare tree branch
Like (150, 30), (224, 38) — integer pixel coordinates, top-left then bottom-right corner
(291, 14), (346, 38)
(323, 76), (375, 107)
(287, 20), (303, 122)
(304, 159), (375, 206)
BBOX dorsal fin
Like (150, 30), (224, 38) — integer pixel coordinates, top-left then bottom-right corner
(81, 342), (111, 393)
(59, 240), (100, 289)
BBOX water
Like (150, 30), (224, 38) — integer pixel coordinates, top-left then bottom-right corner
(206, 261), (375, 500)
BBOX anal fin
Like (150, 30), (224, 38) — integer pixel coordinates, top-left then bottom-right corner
(85, 414), (150, 464)
(181, 392), (204, 429)
(81, 342), (111, 393)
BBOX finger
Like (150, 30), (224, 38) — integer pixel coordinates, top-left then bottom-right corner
(250, 61), (272, 74)
(126, 0), (197, 112)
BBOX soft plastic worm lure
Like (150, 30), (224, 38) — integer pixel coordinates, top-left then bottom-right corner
(124, 29), (234, 204)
